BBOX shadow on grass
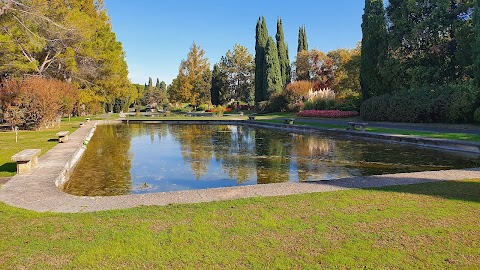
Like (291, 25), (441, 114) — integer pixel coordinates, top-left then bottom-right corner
(316, 174), (480, 203)
(0, 162), (16, 174)
(371, 180), (480, 203)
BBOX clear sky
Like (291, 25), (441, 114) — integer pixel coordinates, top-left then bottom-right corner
(103, 0), (364, 85)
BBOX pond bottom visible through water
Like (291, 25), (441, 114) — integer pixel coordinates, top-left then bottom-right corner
(64, 124), (480, 196)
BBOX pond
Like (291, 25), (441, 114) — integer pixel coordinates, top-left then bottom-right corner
(63, 124), (480, 196)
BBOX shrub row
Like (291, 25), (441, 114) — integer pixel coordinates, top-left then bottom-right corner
(298, 110), (360, 118)
(304, 96), (361, 112)
(360, 84), (478, 123)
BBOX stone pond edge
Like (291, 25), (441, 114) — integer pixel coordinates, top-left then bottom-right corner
(0, 119), (479, 213)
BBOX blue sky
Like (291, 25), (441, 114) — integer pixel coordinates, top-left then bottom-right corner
(104, 1), (364, 85)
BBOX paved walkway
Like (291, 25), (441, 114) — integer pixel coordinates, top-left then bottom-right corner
(1, 121), (479, 213)
(294, 118), (480, 135)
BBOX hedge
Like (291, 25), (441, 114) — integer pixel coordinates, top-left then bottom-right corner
(360, 84), (477, 123)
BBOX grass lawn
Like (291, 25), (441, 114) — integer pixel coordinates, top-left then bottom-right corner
(0, 118), (85, 177)
(0, 114), (119, 177)
(258, 118), (480, 143)
(0, 179), (478, 269)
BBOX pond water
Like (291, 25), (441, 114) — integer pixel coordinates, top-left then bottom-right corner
(64, 124), (480, 196)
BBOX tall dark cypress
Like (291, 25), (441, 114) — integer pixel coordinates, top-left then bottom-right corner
(276, 18), (291, 87)
(264, 36), (283, 98)
(297, 27), (304, 53)
(297, 26), (308, 53)
(211, 64), (222, 105)
(360, 0), (387, 100)
(255, 16), (269, 103)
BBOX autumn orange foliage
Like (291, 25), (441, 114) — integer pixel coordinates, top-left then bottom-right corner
(0, 77), (78, 129)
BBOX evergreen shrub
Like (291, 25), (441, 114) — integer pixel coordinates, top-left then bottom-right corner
(361, 84), (477, 123)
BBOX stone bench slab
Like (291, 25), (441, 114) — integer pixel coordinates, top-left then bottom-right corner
(56, 131), (70, 143)
(11, 149), (41, 174)
(12, 149), (41, 162)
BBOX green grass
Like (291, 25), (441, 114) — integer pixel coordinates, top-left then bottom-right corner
(258, 118), (480, 143)
(0, 179), (479, 269)
(0, 115), (116, 177)
(365, 127), (480, 142)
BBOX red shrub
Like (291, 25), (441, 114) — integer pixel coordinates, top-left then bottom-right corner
(0, 77), (78, 129)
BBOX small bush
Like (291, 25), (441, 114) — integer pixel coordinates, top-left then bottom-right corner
(213, 105), (226, 116)
(268, 93), (288, 112)
(474, 108), (480, 123)
(197, 104), (210, 112)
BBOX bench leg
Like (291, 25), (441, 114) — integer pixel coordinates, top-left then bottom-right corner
(16, 156), (38, 174)
(59, 135), (68, 143)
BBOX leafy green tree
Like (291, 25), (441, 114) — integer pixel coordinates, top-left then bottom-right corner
(0, 0), (133, 114)
(475, 0), (480, 103)
(264, 37), (283, 98)
(276, 18), (291, 87)
(295, 50), (311, 81)
(170, 43), (211, 106)
(361, 0), (387, 100)
(255, 16), (269, 103)
(328, 44), (361, 98)
(218, 44), (255, 104)
(384, 0), (474, 91)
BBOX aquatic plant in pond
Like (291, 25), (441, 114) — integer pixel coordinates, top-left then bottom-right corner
(64, 124), (480, 196)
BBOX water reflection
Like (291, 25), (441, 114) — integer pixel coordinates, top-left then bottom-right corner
(65, 124), (133, 196)
(64, 124), (480, 196)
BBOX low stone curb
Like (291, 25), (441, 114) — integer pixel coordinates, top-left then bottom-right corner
(0, 120), (479, 214)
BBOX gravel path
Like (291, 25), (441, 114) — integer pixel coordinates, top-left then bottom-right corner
(1, 120), (479, 213)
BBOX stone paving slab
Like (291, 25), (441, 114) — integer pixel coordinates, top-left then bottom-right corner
(1, 121), (480, 214)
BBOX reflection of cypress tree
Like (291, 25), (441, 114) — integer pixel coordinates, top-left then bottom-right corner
(254, 129), (290, 184)
(66, 124), (133, 196)
(169, 125), (214, 180)
(212, 126), (256, 184)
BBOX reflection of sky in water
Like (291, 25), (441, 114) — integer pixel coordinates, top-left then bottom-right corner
(129, 128), (259, 194)
(65, 124), (480, 196)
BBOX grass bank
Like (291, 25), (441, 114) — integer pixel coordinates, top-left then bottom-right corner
(0, 114), (117, 177)
(0, 179), (478, 269)
(258, 118), (480, 143)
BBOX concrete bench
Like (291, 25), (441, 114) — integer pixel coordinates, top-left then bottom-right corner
(248, 116), (256, 120)
(56, 131), (70, 143)
(347, 122), (368, 131)
(11, 149), (41, 174)
(284, 118), (295, 125)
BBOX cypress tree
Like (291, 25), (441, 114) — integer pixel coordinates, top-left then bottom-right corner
(264, 36), (283, 98)
(148, 77), (153, 89)
(255, 16), (269, 103)
(276, 18), (291, 87)
(297, 26), (308, 52)
(360, 0), (387, 100)
(211, 64), (222, 105)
